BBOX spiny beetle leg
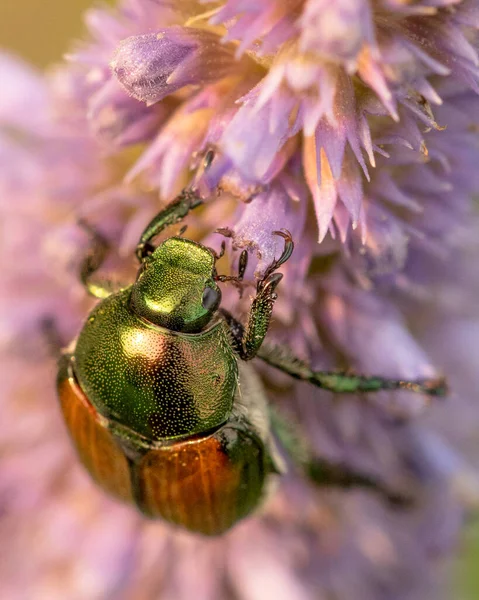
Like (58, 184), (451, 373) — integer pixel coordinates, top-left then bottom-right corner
(78, 219), (121, 300)
(135, 189), (203, 262)
(223, 313), (446, 400)
(135, 150), (215, 261)
(223, 230), (293, 360)
(270, 407), (412, 507)
(257, 343), (447, 398)
(306, 460), (412, 507)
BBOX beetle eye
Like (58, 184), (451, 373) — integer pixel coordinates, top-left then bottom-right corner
(202, 287), (220, 311)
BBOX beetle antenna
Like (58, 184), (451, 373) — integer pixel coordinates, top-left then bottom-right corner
(237, 250), (248, 281)
(207, 240), (226, 261)
(215, 227), (234, 239)
(215, 249), (252, 298)
(215, 274), (252, 298)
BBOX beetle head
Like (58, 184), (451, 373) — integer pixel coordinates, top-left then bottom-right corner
(130, 237), (221, 333)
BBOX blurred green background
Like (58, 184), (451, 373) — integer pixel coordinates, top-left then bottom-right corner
(1, 1), (477, 598)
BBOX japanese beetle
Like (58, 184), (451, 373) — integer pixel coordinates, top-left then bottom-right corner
(57, 186), (446, 535)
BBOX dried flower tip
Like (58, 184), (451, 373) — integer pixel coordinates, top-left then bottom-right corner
(111, 27), (237, 106)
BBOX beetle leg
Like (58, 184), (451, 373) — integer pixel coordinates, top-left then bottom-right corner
(257, 343), (447, 397)
(226, 230), (294, 360)
(240, 273), (283, 359)
(135, 190), (203, 262)
(40, 316), (65, 358)
(222, 312), (446, 398)
(135, 150), (214, 262)
(260, 229), (294, 281)
(78, 220), (122, 300)
(270, 407), (412, 507)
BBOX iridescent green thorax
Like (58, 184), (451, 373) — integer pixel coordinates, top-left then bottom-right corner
(74, 289), (238, 441)
(130, 237), (220, 333)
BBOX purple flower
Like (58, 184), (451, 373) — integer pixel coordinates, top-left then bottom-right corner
(88, 78), (167, 147)
(2, 1), (479, 599)
(111, 27), (238, 105)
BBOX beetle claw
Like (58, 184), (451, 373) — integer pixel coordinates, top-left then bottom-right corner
(259, 272), (283, 294)
(259, 229), (294, 286)
(271, 229), (294, 268)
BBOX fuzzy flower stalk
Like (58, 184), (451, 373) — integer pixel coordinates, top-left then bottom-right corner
(2, 0), (479, 598)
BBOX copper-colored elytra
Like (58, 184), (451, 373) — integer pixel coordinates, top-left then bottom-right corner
(138, 434), (242, 535)
(58, 369), (250, 535)
(58, 373), (133, 502)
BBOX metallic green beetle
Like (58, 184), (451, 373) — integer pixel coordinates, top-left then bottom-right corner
(57, 185), (446, 536)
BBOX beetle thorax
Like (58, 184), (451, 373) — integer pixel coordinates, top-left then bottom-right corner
(130, 237), (221, 333)
(74, 289), (238, 441)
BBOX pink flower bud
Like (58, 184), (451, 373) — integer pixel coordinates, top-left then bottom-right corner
(111, 27), (236, 105)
